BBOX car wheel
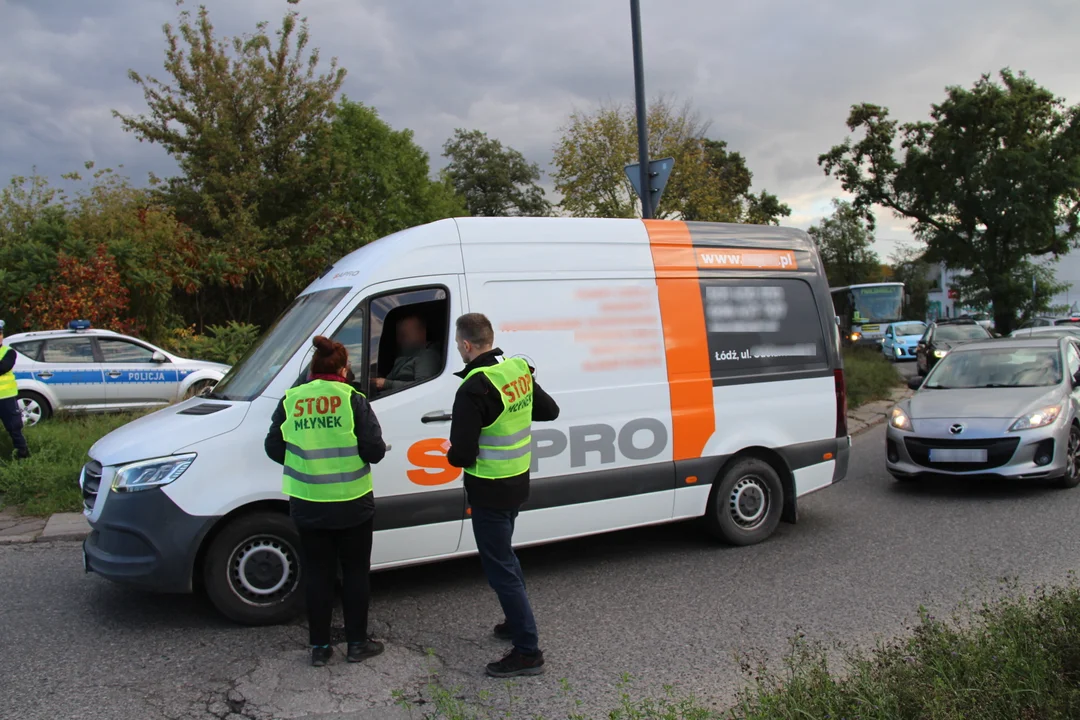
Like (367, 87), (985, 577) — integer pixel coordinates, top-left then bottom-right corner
(16, 391), (51, 427)
(184, 379), (217, 400)
(704, 457), (784, 546)
(1056, 424), (1080, 489)
(203, 512), (304, 626)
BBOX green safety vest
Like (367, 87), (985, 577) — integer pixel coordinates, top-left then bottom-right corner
(463, 357), (534, 479)
(0, 346), (16, 400)
(280, 379), (372, 502)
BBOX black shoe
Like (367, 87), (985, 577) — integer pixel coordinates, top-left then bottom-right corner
(15, 449), (29, 461)
(311, 645), (332, 667)
(485, 648), (545, 678)
(347, 639), (385, 663)
(493, 621), (513, 641)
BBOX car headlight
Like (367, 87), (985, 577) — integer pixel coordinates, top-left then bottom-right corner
(1009, 406), (1062, 432)
(890, 406), (912, 431)
(933, 349), (948, 358)
(112, 454), (196, 493)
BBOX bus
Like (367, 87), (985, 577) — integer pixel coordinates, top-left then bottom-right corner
(830, 282), (906, 347)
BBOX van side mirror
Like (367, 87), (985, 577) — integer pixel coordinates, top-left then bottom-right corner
(908, 376), (924, 391)
(151, 351), (167, 364)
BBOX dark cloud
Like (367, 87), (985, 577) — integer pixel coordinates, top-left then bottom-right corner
(2, 0), (1078, 252)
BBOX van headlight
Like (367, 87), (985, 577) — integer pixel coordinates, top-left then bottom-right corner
(890, 407), (912, 431)
(112, 454), (196, 493)
(1009, 406), (1062, 432)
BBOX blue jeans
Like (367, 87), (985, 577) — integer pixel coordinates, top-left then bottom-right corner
(470, 506), (539, 654)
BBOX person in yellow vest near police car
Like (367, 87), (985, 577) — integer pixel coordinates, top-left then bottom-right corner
(445, 313), (560, 678)
(264, 336), (386, 667)
(0, 320), (29, 460)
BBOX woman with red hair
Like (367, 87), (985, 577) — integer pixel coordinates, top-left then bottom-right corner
(265, 336), (386, 666)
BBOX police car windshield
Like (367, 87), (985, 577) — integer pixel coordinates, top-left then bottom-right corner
(210, 288), (349, 402)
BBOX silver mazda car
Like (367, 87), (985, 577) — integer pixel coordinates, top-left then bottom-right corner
(887, 336), (1080, 487)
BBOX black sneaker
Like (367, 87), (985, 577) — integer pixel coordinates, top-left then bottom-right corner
(493, 621), (513, 641)
(311, 645), (332, 667)
(15, 449), (29, 461)
(485, 648), (545, 678)
(347, 639), (385, 663)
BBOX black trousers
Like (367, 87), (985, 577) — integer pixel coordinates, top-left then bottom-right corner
(297, 518), (374, 646)
(0, 397), (27, 455)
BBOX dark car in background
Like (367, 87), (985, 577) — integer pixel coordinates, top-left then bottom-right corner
(915, 318), (994, 376)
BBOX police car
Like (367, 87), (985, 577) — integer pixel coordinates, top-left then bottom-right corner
(5, 321), (230, 426)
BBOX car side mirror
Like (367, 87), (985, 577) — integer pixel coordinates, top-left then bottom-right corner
(151, 351), (167, 364)
(908, 376), (924, 391)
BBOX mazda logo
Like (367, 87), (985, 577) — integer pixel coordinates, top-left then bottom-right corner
(949, 423), (965, 435)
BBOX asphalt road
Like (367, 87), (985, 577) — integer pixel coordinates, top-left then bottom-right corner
(5, 362), (1077, 720)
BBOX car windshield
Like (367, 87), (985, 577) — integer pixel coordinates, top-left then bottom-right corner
(925, 347), (1063, 389)
(935, 324), (990, 342)
(892, 323), (926, 337)
(210, 288), (350, 402)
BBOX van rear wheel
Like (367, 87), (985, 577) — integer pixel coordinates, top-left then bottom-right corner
(203, 512), (304, 626)
(704, 458), (784, 546)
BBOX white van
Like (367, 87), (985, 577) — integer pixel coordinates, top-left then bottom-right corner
(81, 218), (851, 624)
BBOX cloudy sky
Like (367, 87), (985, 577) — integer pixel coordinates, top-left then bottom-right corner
(3, 0), (1079, 258)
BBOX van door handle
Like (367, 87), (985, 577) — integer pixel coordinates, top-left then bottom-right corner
(421, 411), (453, 424)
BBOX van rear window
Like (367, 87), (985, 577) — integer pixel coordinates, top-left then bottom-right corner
(701, 278), (829, 380)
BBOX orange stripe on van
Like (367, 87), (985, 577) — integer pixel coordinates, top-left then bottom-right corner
(645, 220), (716, 462)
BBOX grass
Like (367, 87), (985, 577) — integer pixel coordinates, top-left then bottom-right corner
(0, 411), (145, 515)
(396, 581), (1080, 719)
(843, 346), (902, 408)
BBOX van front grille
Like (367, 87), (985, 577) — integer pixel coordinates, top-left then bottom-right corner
(82, 460), (102, 513)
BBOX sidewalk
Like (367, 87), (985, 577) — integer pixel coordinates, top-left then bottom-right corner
(1, 387), (910, 543)
(0, 507), (89, 544)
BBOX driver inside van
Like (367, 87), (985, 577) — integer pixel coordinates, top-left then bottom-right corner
(373, 314), (440, 393)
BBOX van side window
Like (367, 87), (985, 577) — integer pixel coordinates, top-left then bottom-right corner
(702, 278), (829, 381)
(366, 287), (449, 398)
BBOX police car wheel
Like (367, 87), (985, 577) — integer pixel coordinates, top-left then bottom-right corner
(16, 391), (51, 427)
(185, 380), (216, 399)
(704, 457), (783, 546)
(203, 512), (304, 626)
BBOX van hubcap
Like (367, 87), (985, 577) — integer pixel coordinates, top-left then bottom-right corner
(729, 476), (769, 530)
(229, 536), (298, 605)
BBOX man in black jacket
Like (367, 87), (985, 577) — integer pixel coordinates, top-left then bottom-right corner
(446, 313), (559, 678)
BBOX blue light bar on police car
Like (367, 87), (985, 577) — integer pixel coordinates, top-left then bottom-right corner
(68, 320), (92, 331)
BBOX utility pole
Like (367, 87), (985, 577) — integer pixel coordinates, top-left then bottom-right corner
(630, 0), (651, 219)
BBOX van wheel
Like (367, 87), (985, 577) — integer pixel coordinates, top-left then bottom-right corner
(203, 512), (304, 626)
(17, 391), (51, 427)
(704, 458), (784, 546)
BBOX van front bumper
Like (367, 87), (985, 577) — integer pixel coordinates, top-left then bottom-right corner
(83, 487), (218, 594)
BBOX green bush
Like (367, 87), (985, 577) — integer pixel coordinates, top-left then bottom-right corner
(162, 321), (261, 366)
(731, 582), (1080, 719)
(843, 346), (901, 408)
(0, 412), (145, 515)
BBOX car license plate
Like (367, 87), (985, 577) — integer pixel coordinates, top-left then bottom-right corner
(929, 448), (987, 463)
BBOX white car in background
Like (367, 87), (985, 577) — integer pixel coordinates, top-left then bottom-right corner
(5, 322), (230, 426)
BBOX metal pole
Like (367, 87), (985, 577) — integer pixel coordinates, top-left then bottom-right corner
(630, 0), (651, 219)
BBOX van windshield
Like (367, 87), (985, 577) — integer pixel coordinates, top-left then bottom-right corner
(209, 288), (350, 402)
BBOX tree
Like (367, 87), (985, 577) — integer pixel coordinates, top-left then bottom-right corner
(809, 199), (881, 287)
(442, 129), (551, 217)
(819, 69), (1080, 334)
(324, 100), (466, 245)
(113, 0), (347, 326)
(23, 246), (136, 334)
(687, 140), (791, 225)
(551, 97), (790, 223)
(889, 244), (933, 321)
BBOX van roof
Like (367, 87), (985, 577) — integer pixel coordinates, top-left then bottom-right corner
(314, 218), (820, 292)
